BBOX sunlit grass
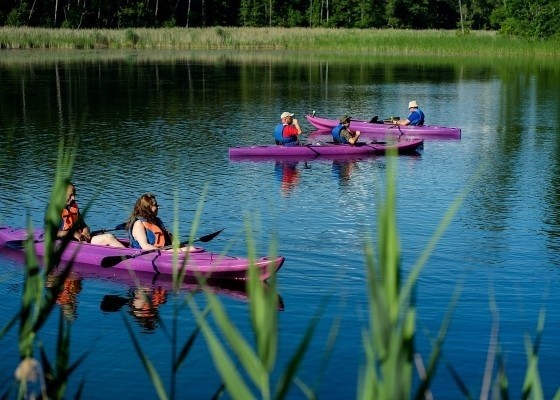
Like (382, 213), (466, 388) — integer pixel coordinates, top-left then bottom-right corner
(0, 27), (559, 57)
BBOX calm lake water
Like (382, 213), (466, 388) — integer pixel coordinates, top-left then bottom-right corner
(1, 50), (560, 398)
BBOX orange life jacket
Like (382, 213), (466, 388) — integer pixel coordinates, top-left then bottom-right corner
(141, 220), (167, 247)
(62, 201), (80, 230)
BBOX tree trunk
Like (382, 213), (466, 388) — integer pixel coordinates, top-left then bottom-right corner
(201, 0), (204, 26)
(28, 0), (38, 24)
(54, 0), (59, 26)
(155, 0), (159, 23)
(458, 0), (464, 33)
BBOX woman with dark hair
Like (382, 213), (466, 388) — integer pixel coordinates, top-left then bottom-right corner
(126, 193), (194, 251)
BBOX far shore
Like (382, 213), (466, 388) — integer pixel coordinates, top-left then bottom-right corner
(1, 27), (559, 58)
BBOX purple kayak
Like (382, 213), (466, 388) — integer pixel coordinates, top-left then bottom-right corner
(306, 114), (461, 139)
(0, 227), (284, 282)
(229, 137), (423, 159)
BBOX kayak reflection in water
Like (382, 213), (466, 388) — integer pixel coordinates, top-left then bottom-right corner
(46, 272), (83, 322)
(275, 161), (301, 195)
(274, 111), (302, 146)
(126, 193), (196, 252)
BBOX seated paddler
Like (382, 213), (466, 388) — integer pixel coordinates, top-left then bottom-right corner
(332, 115), (361, 145)
(56, 183), (125, 247)
(126, 193), (195, 252)
(274, 111), (302, 146)
(394, 100), (425, 126)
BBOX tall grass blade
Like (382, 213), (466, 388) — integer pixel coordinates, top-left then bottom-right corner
(274, 298), (328, 400)
(521, 309), (545, 399)
(121, 313), (169, 400)
(245, 217), (279, 372)
(188, 298), (256, 400)
(172, 305), (209, 372)
(203, 292), (266, 389)
(415, 285), (462, 398)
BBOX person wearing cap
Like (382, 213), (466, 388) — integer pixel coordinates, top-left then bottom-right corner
(395, 101), (425, 126)
(332, 115), (361, 145)
(274, 112), (302, 146)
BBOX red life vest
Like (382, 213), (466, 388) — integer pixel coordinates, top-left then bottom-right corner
(62, 201), (80, 230)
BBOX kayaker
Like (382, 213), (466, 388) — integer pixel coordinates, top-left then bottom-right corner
(56, 183), (125, 247)
(332, 115), (361, 145)
(394, 100), (425, 126)
(126, 193), (195, 251)
(274, 111), (302, 146)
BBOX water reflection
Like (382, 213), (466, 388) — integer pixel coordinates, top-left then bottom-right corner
(100, 286), (168, 332)
(1, 247), (284, 330)
(275, 160), (307, 195)
(99, 280), (284, 333)
(332, 159), (359, 185)
(46, 272), (83, 322)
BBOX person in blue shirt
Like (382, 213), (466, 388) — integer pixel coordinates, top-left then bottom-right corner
(395, 101), (425, 126)
(332, 115), (361, 145)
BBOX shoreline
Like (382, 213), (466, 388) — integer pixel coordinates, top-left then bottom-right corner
(1, 27), (559, 57)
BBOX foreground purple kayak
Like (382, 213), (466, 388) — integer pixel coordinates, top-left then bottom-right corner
(229, 137), (423, 159)
(0, 227), (284, 281)
(306, 114), (461, 139)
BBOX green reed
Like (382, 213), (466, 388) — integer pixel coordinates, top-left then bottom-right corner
(1, 27), (559, 57)
(0, 137), (90, 399)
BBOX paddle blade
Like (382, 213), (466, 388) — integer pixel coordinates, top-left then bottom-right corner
(101, 255), (127, 268)
(100, 295), (129, 312)
(197, 228), (224, 243)
(5, 240), (26, 250)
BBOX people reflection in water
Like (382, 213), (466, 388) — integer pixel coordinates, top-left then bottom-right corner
(275, 161), (301, 195)
(46, 272), (83, 322)
(128, 286), (168, 332)
(332, 159), (358, 185)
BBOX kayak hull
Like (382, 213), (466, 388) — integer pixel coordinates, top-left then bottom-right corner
(306, 114), (461, 139)
(229, 137), (423, 159)
(0, 227), (283, 281)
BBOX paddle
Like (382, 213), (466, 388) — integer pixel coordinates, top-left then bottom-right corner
(5, 222), (127, 250)
(100, 228), (225, 269)
(100, 294), (129, 312)
(91, 222), (127, 235)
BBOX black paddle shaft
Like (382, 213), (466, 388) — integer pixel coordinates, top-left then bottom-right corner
(100, 228), (225, 269)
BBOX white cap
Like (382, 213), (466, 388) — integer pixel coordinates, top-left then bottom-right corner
(280, 112), (294, 119)
(408, 101), (419, 108)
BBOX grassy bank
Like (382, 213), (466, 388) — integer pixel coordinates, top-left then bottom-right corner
(1, 27), (559, 57)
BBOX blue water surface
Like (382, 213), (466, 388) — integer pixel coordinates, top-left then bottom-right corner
(0, 51), (559, 399)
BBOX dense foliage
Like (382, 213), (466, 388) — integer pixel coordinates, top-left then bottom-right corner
(0, 0), (558, 39)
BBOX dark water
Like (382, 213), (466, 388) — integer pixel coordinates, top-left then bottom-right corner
(1, 50), (560, 398)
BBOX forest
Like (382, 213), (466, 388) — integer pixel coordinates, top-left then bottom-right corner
(1, 0), (559, 39)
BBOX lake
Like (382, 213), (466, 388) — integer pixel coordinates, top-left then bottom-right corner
(1, 50), (559, 398)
